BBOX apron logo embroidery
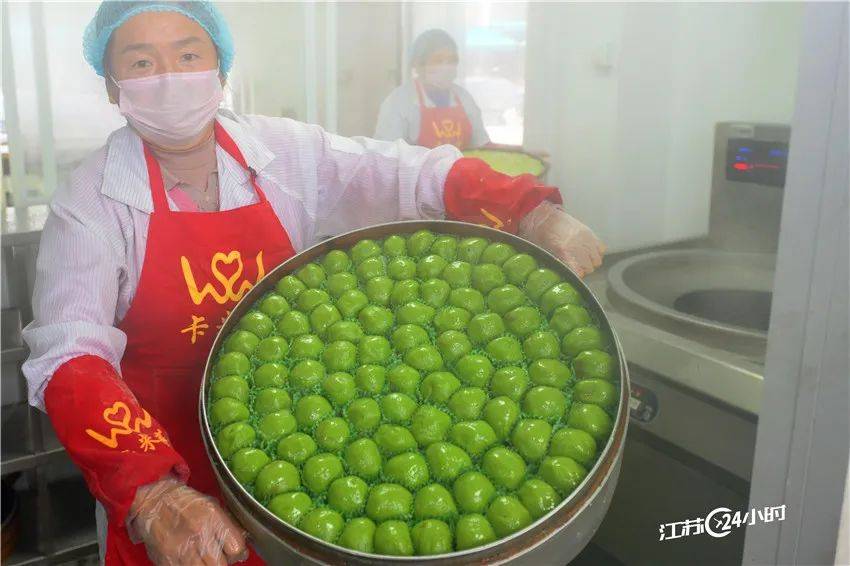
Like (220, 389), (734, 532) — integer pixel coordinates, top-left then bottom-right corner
(85, 401), (170, 452)
(180, 314), (210, 345)
(181, 250), (266, 306)
(480, 208), (505, 230)
(432, 119), (463, 144)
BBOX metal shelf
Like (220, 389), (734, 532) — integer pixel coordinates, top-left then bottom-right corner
(4, 475), (98, 566)
(2, 448), (65, 476)
(1, 346), (28, 363)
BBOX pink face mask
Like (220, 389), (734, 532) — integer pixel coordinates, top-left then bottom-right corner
(113, 69), (223, 147)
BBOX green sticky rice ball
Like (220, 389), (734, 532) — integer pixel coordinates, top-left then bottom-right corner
(453, 471), (496, 514)
(295, 395), (333, 430)
(490, 366), (529, 402)
(511, 419), (552, 462)
(338, 517), (376, 552)
(327, 476), (369, 516)
(383, 235), (407, 258)
(223, 330), (259, 356)
(528, 358), (573, 388)
(502, 253), (538, 285)
(522, 386), (568, 423)
(302, 453), (345, 494)
(504, 306), (542, 338)
(374, 424), (418, 456)
(562, 326), (606, 359)
(573, 349), (616, 381)
(480, 242), (515, 266)
(344, 438), (383, 480)
(253, 363), (287, 389)
(276, 432), (317, 466)
(455, 513), (497, 550)
(436, 331), (473, 364)
(380, 393), (418, 424)
(374, 520), (414, 556)
(209, 398), (249, 428)
(216, 422), (255, 459)
(327, 272), (358, 299)
(447, 387), (488, 420)
(481, 446), (526, 490)
(300, 508), (344, 543)
(390, 279), (420, 307)
(230, 448), (270, 485)
(483, 396), (520, 440)
(420, 371), (461, 404)
(314, 417), (350, 452)
(346, 398), (382, 434)
(268, 492), (312, 526)
(448, 288), (485, 314)
(538, 456), (588, 496)
(290, 359), (325, 392)
(275, 275), (306, 302)
(411, 405), (453, 447)
(257, 410), (297, 442)
(413, 483), (458, 520)
(549, 428), (597, 466)
(486, 495), (532, 537)
(518, 478), (560, 519)
(366, 483), (413, 521)
(295, 263), (326, 289)
(253, 388), (292, 415)
(254, 460), (301, 500)
(411, 519), (454, 556)
(387, 364), (421, 397)
(425, 442), (472, 483)
(321, 372), (356, 407)
(431, 236), (458, 261)
(566, 403), (614, 441)
(421, 278), (451, 308)
(238, 311), (274, 338)
(211, 375), (250, 403)
(321, 249), (351, 274)
(384, 452), (431, 491)
(351, 239), (382, 264)
(449, 421), (498, 457)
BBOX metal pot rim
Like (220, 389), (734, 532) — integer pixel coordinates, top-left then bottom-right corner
(200, 219), (630, 562)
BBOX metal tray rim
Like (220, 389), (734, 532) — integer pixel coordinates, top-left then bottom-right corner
(200, 219), (630, 562)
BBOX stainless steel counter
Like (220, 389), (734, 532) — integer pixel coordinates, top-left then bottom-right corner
(586, 249), (764, 416)
(2, 205), (49, 247)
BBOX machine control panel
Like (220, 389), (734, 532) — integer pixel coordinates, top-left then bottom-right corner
(725, 138), (789, 188)
(629, 382), (658, 423)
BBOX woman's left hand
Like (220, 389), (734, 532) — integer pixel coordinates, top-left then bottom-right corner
(518, 200), (606, 278)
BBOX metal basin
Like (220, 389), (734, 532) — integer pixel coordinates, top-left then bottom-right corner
(200, 220), (630, 565)
(607, 249), (775, 351)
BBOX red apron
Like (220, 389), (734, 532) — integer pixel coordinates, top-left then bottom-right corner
(415, 80), (473, 149)
(108, 122), (295, 564)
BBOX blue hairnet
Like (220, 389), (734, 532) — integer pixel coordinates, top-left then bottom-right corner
(83, 1), (234, 77)
(410, 29), (457, 67)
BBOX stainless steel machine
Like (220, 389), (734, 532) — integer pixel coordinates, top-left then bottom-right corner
(587, 122), (791, 565)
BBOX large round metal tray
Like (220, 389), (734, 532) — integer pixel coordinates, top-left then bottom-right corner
(200, 220), (629, 565)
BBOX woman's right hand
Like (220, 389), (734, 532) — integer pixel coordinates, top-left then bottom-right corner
(127, 477), (248, 565)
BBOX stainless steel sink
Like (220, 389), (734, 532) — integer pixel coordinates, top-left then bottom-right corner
(607, 249), (776, 355)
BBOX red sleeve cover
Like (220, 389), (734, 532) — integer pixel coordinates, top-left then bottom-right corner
(443, 157), (563, 234)
(44, 355), (189, 525)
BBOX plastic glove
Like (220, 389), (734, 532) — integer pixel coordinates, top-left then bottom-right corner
(127, 477), (248, 566)
(519, 200), (606, 278)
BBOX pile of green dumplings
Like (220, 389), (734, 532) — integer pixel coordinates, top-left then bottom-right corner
(208, 230), (618, 556)
(462, 149), (546, 177)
